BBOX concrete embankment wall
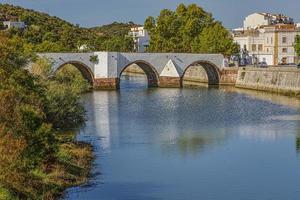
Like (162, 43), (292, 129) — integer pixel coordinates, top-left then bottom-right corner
(236, 67), (300, 96)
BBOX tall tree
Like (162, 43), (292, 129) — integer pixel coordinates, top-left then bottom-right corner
(295, 35), (300, 57)
(144, 16), (156, 34)
(144, 3), (238, 56)
(192, 22), (239, 56)
(0, 32), (87, 198)
(0, 21), (4, 29)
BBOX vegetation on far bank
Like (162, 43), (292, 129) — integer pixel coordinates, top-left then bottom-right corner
(0, 31), (93, 199)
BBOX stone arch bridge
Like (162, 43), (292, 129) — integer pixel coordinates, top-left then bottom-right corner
(37, 52), (237, 89)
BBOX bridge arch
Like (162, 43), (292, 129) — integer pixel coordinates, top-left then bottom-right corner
(55, 61), (94, 85)
(119, 60), (160, 87)
(182, 60), (220, 86)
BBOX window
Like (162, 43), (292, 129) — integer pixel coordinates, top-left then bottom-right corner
(267, 48), (269, 52)
(243, 45), (247, 51)
(282, 48), (287, 53)
(271, 37), (273, 44)
(258, 44), (263, 51)
(281, 57), (287, 64)
(252, 44), (256, 51)
(282, 37), (287, 44)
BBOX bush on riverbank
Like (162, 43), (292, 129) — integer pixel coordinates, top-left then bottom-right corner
(0, 133), (93, 200)
(0, 32), (93, 199)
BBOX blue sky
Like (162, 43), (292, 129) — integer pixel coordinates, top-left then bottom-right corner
(1, 0), (300, 29)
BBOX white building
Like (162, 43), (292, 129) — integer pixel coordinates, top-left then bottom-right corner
(3, 21), (25, 29)
(233, 13), (300, 65)
(244, 13), (270, 30)
(78, 44), (89, 51)
(243, 13), (293, 30)
(129, 27), (149, 53)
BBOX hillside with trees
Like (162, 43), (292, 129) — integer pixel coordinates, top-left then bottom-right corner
(0, 4), (135, 53)
(144, 3), (239, 56)
(91, 21), (138, 37)
(90, 22), (137, 52)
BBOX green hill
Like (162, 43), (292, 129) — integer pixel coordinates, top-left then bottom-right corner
(91, 21), (139, 37)
(0, 4), (136, 53)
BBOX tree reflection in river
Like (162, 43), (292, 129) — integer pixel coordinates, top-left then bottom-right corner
(161, 131), (228, 157)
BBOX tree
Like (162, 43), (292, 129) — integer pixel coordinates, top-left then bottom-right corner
(144, 3), (238, 56)
(0, 21), (4, 30)
(144, 16), (156, 34)
(34, 40), (66, 52)
(0, 32), (27, 71)
(44, 83), (86, 130)
(192, 22), (240, 56)
(0, 32), (87, 198)
(295, 35), (300, 57)
(101, 36), (133, 52)
(176, 3), (187, 17)
(55, 64), (90, 94)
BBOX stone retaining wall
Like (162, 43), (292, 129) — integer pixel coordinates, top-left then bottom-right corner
(236, 67), (300, 96)
(94, 78), (119, 90)
(220, 68), (238, 85)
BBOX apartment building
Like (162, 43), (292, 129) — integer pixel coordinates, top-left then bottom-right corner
(233, 13), (300, 65)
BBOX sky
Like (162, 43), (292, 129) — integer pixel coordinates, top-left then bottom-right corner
(1, 0), (300, 29)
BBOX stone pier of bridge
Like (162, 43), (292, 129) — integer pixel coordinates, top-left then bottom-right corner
(37, 52), (238, 89)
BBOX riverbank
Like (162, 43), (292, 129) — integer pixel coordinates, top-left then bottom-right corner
(0, 132), (93, 200)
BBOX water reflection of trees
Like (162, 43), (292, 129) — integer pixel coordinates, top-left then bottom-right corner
(162, 131), (228, 157)
(296, 130), (300, 153)
(297, 137), (300, 153)
(177, 135), (213, 155)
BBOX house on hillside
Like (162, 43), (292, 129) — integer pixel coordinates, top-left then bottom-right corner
(128, 27), (149, 53)
(1, 14), (25, 29)
(3, 20), (26, 29)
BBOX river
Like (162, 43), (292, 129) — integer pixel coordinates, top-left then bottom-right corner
(65, 75), (300, 200)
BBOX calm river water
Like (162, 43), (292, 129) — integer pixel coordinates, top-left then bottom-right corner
(65, 75), (300, 200)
